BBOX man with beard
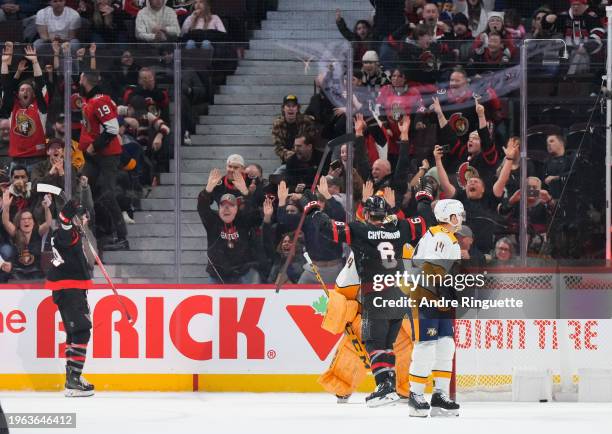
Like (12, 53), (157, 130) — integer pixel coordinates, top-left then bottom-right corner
(0, 43), (47, 172)
(285, 133), (327, 191)
(5, 165), (33, 221)
(78, 71), (129, 251)
(272, 95), (316, 164)
(434, 144), (503, 254)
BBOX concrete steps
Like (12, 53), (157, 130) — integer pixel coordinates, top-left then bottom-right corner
(104, 0), (370, 282)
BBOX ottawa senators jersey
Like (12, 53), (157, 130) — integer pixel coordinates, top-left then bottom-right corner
(80, 92), (122, 156)
(45, 222), (93, 290)
(312, 212), (426, 288)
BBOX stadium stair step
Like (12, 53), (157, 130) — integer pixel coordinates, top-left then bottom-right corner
(101, 0), (372, 283)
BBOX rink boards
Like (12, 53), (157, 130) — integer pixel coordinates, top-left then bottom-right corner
(0, 283), (611, 392)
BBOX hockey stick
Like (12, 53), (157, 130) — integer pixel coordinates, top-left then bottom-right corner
(36, 183), (134, 325)
(274, 133), (355, 292)
(304, 252), (370, 370)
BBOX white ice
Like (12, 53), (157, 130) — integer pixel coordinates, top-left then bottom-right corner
(1, 392), (611, 434)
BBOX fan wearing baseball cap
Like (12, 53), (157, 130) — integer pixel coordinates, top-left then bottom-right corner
(272, 94), (316, 163)
(198, 173), (263, 284)
(206, 154), (255, 206)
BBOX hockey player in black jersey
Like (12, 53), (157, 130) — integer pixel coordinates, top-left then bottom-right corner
(45, 199), (95, 397)
(304, 190), (419, 407)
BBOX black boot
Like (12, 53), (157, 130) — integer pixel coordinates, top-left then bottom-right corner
(408, 391), (430, 417)
(430, 390), (460, 417)
(65, 366), (95, 397)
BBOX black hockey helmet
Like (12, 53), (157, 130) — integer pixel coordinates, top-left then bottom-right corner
(364, 195), (388, 219)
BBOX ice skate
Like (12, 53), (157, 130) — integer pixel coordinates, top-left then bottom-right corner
(408, 391), (430, 417)
(430, 391), (459, 417)
(65, 367), (95, 397)
(365, 379), (399, 408)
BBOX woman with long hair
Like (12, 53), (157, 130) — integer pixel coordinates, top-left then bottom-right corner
(181, 0), (227, 50)
(2, 192), (53, 280)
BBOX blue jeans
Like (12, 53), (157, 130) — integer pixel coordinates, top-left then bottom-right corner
(185, 39), (213, 50)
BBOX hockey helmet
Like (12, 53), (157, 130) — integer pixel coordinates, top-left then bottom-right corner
(364, 195), (389, 219)
(434, 199), (465, 228)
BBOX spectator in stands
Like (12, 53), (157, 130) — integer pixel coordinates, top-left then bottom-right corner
(208, 154), (253, 205)
(0, 119), (9, 169)
(0, 44), (48, 172)
(431, 93), (499, 187)
(431, 66), (502, 171)
(454, 0), (495, 36)
(124, 67), (170, 121)
(325, 175), (346, 211)
(498, 176), (555, 238)
(456, 225), (486, 267)
(0, 0), (41, 21)
(353, 113), (413, 202)
(528, 7), (555, 39)
(261, 197), (304, 284)
(472, 11), (517, 59)
(335, 8), (375, 64)
(34, 0), (81, 52)
(0, 179), (14, 281)
(276, 178), (344, 284)
(542, 0), (604, 75)
(399, 24), (444, 84)
(107, 50), (141, 101)
(4, 165), (33, 222)
(135, 0), (181, 42)
(360, 51), (390, 93)
(30, 138), (94, 222)
(434, 144), (504, 254)
(443, 12), (474, 63)
(503, 8), (525, 42)
(2, 191), (52, 280)
(421, 1), (449, 38)
(369, 0), (406, 41)
(272, 95), (316, 164)
(87, 0), (130, 44)
(489, 236), (516, 265)
(544, 134), (574, 200)
(78, 71), (129, 251)
(244, 163), (265, 206)
(470, 32), (512, 74)
(48, 114), (86, 173)
(375, 67), (426, 160)
(181, 0), (227, 50)
(285, 132), (326, 190)
(491, 136), (522, 199)
(199, 169), (262, 284)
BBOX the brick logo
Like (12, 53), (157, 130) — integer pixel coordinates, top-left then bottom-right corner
(286, 296), (342, 361)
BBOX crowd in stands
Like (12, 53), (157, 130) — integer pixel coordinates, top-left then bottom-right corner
(0, 1), (607, 283)
(198, 0), (607, 284)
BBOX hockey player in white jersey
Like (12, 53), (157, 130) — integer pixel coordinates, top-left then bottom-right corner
(407, 199), (464, 417)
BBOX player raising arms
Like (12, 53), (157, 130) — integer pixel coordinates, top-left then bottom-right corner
(407, 199), (464, 417)
(45, 200), (95, 397)
(304, 186), (415, 407)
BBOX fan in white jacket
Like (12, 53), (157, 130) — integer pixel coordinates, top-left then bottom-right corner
(135, 0), (181, 42)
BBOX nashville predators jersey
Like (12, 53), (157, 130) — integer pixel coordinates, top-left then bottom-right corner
(412, 225), (461, 272)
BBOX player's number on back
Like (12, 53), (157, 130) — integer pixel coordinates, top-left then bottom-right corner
(97, 104), (111, 117)
(435, 241), (445, 253)
(377, 242), (397, 269)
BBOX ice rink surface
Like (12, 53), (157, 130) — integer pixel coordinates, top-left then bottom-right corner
(1, 392), (611, 434)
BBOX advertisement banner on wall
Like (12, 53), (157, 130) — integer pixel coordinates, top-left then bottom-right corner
(0, 285), (610, 391)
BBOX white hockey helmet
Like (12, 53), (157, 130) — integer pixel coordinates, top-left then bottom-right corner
(434, 199), (466, 229)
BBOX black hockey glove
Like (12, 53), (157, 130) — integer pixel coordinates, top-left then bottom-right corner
(300, 190), (321, 215)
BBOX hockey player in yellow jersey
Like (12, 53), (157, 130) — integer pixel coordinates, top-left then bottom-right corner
(407, 199), (464, 417)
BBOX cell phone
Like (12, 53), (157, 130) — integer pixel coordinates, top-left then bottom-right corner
(269, 174), (285, 185)
(527, 186), (539, 198)
(439, 144), (450, 154)
(330, 160), (342, 171)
